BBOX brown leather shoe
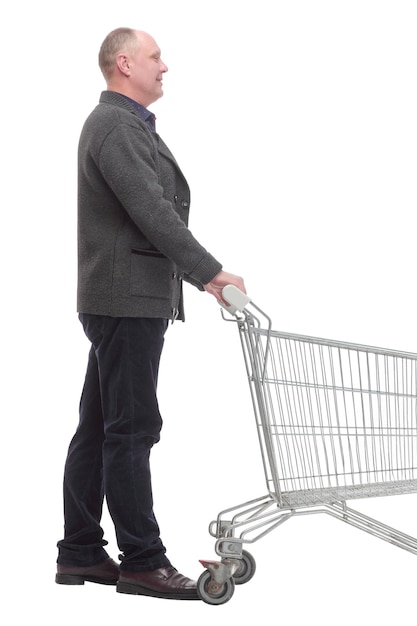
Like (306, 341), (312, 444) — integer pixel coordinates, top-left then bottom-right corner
(55, 557), (119, 585)
(117, 566), (199, 600)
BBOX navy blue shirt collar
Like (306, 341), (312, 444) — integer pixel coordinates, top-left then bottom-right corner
(119, 94), (156, 132)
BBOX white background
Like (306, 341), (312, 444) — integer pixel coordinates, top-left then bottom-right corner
(2, 0), (417, 623)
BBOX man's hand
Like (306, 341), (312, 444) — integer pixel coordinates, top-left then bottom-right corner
(204, 270), (246, 306)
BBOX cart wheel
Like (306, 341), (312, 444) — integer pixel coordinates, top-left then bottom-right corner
(197, 570), (235, 605)
(233, 550), (256, 585)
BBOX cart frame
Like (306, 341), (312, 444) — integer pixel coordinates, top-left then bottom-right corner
(197, 286), (417, 604)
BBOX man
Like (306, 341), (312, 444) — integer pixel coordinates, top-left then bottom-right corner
(55, 28), (246, 600)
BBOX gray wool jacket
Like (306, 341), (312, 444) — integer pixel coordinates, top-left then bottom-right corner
(77, 91), (222, 321)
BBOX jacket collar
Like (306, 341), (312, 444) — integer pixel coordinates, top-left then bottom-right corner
(99, 90), (181, 171)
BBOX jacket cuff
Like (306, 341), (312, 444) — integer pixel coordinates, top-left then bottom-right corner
(188, 254), (223, 286)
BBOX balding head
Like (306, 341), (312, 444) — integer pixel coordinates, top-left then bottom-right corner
(99, 27), (142, 82)
(98, 28), (168, 107)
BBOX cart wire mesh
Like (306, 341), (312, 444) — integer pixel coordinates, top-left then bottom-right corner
(237, 311), (417, 509)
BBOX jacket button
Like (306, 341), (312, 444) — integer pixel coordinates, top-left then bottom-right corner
(181, 200), (189, 208)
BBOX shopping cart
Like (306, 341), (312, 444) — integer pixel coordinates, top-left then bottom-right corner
(197, 285), (417, 604)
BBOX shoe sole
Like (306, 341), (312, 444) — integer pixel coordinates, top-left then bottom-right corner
(116, 580), (199, 600)
(55, 574), (118, 586)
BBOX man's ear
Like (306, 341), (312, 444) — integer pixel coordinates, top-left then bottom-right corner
(116, 54), (131, 76)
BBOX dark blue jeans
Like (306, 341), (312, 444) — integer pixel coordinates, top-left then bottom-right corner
(57, 315), (171, 572)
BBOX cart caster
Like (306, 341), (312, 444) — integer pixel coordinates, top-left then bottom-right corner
(232, 550), (256, 585)
(197, 570), (235, 605)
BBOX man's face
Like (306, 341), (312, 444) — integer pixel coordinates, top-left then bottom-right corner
(130, 32), (168, 106)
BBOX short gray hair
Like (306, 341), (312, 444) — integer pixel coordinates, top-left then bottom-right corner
(98, 27), (140, 80)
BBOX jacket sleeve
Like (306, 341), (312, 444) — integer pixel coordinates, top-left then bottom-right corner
(98, 120), (222, 286)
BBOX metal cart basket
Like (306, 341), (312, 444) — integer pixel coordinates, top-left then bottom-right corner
(197, 285), (417, 604)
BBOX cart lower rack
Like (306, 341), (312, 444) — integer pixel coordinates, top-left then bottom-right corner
(197, 286), (417, 604)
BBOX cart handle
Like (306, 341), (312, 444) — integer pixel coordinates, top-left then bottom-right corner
(222, 284), (273, 383)
(221, 285), (251, 315)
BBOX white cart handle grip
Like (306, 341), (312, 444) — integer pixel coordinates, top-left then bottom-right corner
(221, 285), (251, 314)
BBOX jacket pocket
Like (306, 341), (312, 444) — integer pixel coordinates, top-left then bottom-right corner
(130, 249), (172, 299)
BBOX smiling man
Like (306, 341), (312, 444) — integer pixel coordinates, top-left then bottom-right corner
(55, 28), (245, 600)
(103, 30), (167, 107)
